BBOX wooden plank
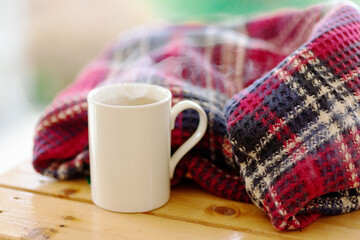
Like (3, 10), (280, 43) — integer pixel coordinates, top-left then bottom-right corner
(1, 161), (360, 239)
(0, 186), (273, 240)
(0, 162), (91, 203)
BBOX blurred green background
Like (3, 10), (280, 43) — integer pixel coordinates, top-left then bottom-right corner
(150, 0), (327, 21)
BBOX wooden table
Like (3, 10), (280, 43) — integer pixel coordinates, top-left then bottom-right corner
(0, 161), (360, 240)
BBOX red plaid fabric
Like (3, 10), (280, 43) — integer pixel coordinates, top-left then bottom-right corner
(33, 2), (360, 230)
(226, 2), (360, 230)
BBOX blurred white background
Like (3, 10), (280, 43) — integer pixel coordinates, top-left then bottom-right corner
(0, 0), (155, 175)
(0, 0), (37, 175)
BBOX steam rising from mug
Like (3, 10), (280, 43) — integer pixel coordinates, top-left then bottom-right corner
(93, 25), (268, 99)
(93, 83), (156, 106)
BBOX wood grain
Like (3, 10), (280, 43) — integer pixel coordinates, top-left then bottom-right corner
(0, 162), (91, 203)
(0, 186), (269, 240)
(1, 161), (360, 240)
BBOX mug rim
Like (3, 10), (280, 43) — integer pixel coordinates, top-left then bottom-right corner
(87, 82), (172, 109)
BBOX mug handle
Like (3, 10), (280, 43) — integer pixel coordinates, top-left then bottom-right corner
(169, 100), (208, 178)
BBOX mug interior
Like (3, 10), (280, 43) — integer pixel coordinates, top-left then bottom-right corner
(88, 83), (171, 107)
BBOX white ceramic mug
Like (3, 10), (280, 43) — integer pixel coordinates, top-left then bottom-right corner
(88, 83), (207, 212)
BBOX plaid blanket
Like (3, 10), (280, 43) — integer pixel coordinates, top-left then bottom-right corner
(225, 2), (360, 230)
(33, 2), (360, 230)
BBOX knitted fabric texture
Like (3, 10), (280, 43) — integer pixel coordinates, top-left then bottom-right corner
(32, 2), (360, 230)
(225, 3), (360, 230)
